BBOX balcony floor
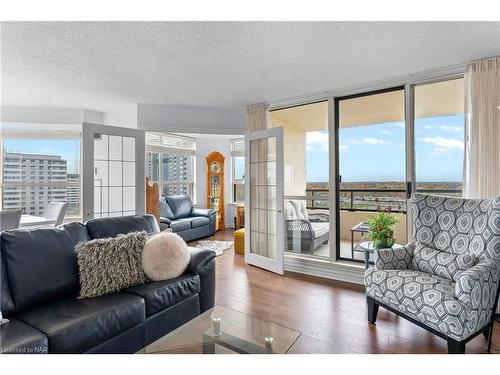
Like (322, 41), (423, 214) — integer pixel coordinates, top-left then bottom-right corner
(313, 240), (375, 262)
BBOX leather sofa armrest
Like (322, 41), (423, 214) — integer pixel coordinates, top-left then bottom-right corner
(188, 247), (216, 274)
(187, 247), (216, 313)
(191, 208), (215, 218)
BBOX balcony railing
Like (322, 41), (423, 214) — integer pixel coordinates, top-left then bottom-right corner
(304, 187), (462, 213)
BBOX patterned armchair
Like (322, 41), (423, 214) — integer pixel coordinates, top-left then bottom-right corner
(364, 194), (500, 353)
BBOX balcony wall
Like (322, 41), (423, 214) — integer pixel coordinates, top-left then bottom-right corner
(340, 210), (407, 245)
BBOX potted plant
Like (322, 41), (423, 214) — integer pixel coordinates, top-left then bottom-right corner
(365, 210), (400, 249)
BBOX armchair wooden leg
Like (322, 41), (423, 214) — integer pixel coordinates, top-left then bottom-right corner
(447, 338), (466, 354)
(487, 321), (495, 353)
(367, 296), (379, 324)
(482, 326), (490, 341)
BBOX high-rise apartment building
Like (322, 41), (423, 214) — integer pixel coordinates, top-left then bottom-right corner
(162, 154), (190, 196)
(2, 152), (68, 216)
(66, 173), (81, 216)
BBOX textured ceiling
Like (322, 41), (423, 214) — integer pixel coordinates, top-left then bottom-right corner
(1, 22), (499, 113)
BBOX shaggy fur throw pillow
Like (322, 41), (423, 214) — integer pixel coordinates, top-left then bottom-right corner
(75, 231), (148, 299)
(142, 232), (190, 281)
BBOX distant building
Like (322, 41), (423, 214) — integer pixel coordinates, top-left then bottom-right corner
(66, 173), (81, 216)
(162, 154), (190, 196)
(2, 152), (67, 216)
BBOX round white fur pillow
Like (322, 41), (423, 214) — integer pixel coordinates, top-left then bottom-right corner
(142, 232), (190, 281)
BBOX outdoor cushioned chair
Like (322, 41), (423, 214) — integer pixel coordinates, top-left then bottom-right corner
(284, 200), (329, 253)
(364, 194), (500, 354)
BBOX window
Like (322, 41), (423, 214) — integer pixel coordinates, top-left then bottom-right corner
(0, 125), (81, 218)
(145, 133), (196, 200)
(414, 78), (464, 196)
(231, 139), (245, 203)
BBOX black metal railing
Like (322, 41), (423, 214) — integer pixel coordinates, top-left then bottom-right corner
(304, 187), (462, 213)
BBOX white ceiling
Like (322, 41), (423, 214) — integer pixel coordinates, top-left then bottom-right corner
(1, 22), (500, 113)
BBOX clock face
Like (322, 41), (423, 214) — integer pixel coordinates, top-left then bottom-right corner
(211, 162), (220, 173)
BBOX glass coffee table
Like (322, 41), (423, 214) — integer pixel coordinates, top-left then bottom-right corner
(137, 305), (301, 354)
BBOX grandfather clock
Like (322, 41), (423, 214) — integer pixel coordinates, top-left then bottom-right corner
(206, 151), (225, 231)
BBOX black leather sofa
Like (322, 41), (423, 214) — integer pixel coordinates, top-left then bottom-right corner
(0, 215), (216, 354)
(159, 195), (216, 242)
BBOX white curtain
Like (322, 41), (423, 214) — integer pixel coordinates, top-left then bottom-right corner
(463, 56), (500, 316)
(464, 56), (500, 199)
(246, 103), (270, 132)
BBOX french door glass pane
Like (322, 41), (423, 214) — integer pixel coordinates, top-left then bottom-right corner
(414, 78), (464, 197)
(337, 89), (407, 263)
(249, 137), (278, 258)
(93, 135), (136, 217)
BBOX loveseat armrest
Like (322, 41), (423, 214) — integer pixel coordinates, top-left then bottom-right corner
(374, 242), (415, 270)
(159, 216), (171, 225)
(187, 247), (216, 313)
(191, 208), (215, 218)
(455, 258), (500, 312)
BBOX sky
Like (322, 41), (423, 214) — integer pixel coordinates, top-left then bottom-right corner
(3, 139), (81, 174)
(305, 114), (464, 183)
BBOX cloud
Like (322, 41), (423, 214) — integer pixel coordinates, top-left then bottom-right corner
(439, 125), (462, 133)
(339, 144), (348, 152)
(380, 130), (392, 135)
(395, 123), (405, 128)
(348, 137), (390, 145)
(306, 131), (328, 152)
(423, 125), (432, 130)
(420, 136), (463, 153)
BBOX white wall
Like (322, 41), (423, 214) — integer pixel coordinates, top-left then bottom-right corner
(192, 134), (236, 229)
(102, 104), (138, 128)
(137, 104), (246, 135)
(1, 105), (104, 124)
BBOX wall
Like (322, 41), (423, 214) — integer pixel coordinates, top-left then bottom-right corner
(102, 104), (138, 128)
(270, 117), (307, 196)
(137, 104), (246, 135)
(192, 134), (236, 229)
(1, 105), (103, 124)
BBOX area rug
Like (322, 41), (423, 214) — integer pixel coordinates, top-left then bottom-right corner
(196, 240), (234, 256)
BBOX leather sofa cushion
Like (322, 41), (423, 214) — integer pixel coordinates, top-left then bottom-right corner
(124, 274), (200, 316)
(159, 197), (175, 220)
(85, 214), (159, 239)
(0, 318), (48, 354)
(170, 218), (192, 232)
(191, 217), (210, 229)
(2, 222), (89, 313)
(0, 246), (15, 317)
(166, 195), (193, 219)
(17, 293), (145, 353)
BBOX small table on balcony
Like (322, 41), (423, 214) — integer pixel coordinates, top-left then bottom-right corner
(350, 222), (370, 259)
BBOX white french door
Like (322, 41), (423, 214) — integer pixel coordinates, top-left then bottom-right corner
(244, 127), (284, 275)
(82, 123), (145, 221)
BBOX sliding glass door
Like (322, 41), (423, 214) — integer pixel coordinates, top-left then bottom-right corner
(335, 88), (408, 263)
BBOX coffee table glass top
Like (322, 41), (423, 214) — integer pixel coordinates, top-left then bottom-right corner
(138, 305), (301, 354)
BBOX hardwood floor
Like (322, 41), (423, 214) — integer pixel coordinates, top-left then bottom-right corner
(192, 230), (500, 354)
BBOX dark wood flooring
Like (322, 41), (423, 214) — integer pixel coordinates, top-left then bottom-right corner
(191, 229), (500, 354)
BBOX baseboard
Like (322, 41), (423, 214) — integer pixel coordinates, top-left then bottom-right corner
(284, 254), (365, 285)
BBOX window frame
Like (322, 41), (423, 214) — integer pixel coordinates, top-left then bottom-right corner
(145, 132), (197, 203)
(230, 138), (245, 204)
(0, 125), (82, 220)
